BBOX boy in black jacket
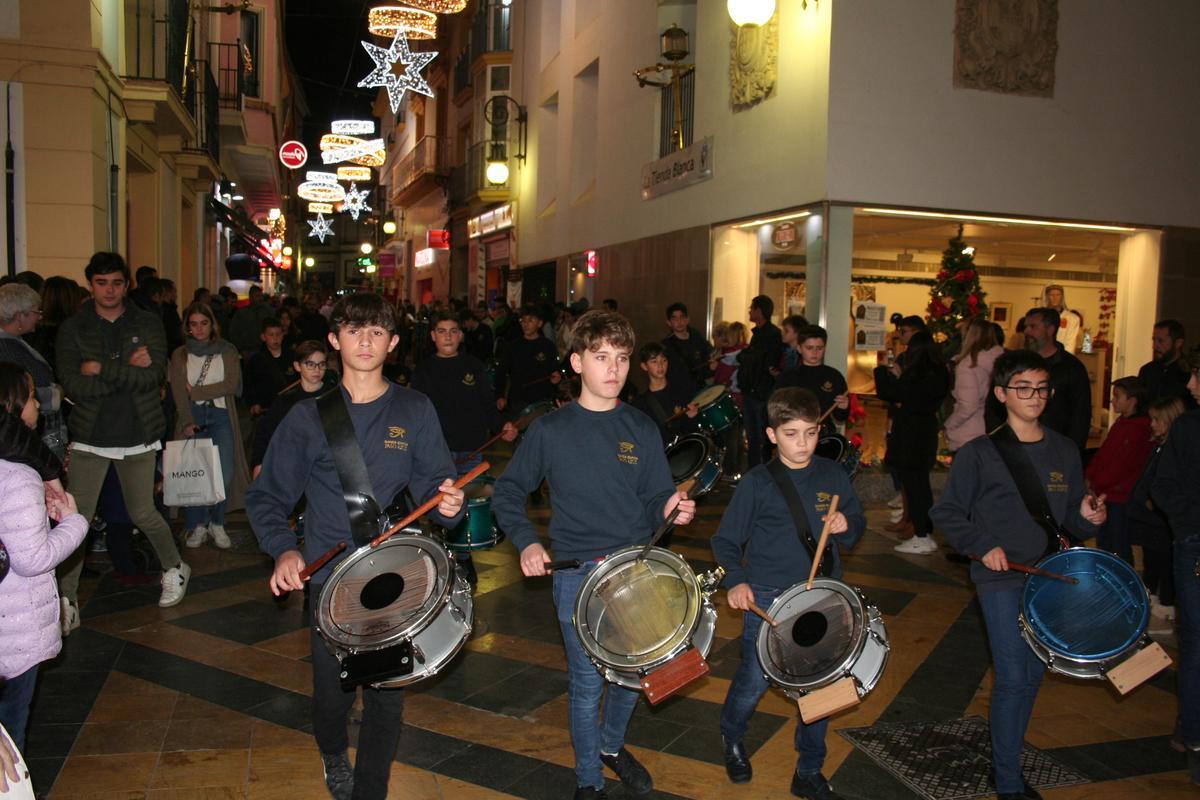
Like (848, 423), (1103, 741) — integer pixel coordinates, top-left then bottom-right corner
(931, 350), (1105, 800)
(630, 342), (700, 445)
(493, 310), (695, 800)
(494, 305), (561, 413)
(711, 387), (865, 800)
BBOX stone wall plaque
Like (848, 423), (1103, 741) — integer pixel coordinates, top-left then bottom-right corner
(730, 15), (778, 110)
(953, 0), (1058, 97)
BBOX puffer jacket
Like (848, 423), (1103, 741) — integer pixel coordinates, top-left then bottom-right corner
(944, 345), (1005, 451)
(0, 459), (88, 679)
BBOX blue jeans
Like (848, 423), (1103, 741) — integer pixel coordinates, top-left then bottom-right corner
(553, 562), (641, 790)
(1096, 501), (1133, 565)
(979, 589), (1044, 794)
(720, 585), (830, 775)
(183, 403), (235, 528)
(1174, 535), (1200, 748)
(0, 665), (38, 752)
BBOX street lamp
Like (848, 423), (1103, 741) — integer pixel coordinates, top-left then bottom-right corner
(727, 0), (776, 26)
(382, 220), (397, 235)
(360, 242), (374, 255)
(633, 25), (695, 152)
(483, 95), (527, 187)
(304, 256), (315, 268)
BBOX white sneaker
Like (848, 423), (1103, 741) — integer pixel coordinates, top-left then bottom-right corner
(889, 508), (905, 524)
(209, 524), (231, 550)
(887, 492), (904, 509)
(1153, 602), (1176, 622)
(60, 597), (80, 636)
(184, 525), (208, 548)
(894, 536), (938, 555)
(159, 562), (191, 607)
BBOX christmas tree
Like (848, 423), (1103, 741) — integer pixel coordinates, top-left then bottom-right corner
(926, 225), (988, 342)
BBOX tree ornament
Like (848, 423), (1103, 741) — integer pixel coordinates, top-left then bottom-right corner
(358, 30), (437, 115)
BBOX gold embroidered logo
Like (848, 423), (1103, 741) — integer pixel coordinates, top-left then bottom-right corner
(462, 372), (476, 386)
(1046, 470), (1066, 493)
(385, 426), (409, 451)
(816, 491), (831, 502)
(821, 381), (834, 392)
(1049, 471), (1063, 483)
(535, 352), (546, 362)
(389, 426), (406, 438)
(617, 441), (638, 464)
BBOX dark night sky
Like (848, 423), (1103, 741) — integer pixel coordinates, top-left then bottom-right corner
(284, 0), (379, 147)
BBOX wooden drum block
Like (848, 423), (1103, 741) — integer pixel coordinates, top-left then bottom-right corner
(640, 648), (709, 706)
(1107, 642), (1172, 695)
(797, 677), (860, 723)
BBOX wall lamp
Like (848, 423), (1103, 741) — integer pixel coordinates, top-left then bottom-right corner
(727, 0), (777, 26)
(484, 95), (527, 186)
(633, 25), (694, 152)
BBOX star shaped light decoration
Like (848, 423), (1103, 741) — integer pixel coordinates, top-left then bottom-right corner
(357, 30), (437, 115)
(340, 183), (372, 221)
(307, 213), (334, 243)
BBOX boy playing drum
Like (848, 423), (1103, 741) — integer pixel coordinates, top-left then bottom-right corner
(493, 310), (695, 800)
(931, 350), (1105, 800)
(711, 387), (866, 799)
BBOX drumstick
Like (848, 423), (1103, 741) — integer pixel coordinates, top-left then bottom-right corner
(544, 559), (581, 572)
(455, 407), (541, 464)
(297, 542), (346, 582)
(369, 461), (491, 548)
(805, 495), (840, 590)
(748, 602), (779, 628)
(639, 504), (684, 559)
(817, 403), (838, 425)
(967, 554), (1079, 585)
(522, 369), (565, 388)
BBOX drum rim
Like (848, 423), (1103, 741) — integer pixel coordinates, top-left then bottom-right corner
(316, 534), (454, 651)
(1020, 546), (1149, 662)
(573, 545), (704, 672)
(666, 433), (716, 475)
(518, 399), (557, 417)
(692, 384), (728, 407)
(755, 578), (870, 691)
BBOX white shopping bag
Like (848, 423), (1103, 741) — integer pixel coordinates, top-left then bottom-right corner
(163, 438), (226, 507)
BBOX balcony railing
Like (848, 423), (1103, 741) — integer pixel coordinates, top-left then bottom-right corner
(390, 136), (449, 196)
(212, 41), (247, 110)
(124, 0), (191, 98)
(187, 60), (220, 162)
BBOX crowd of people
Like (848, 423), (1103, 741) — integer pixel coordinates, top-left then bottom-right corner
(0, 255), (1197, 799)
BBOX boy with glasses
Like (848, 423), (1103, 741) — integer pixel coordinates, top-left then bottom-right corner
(931, 350), (1105, 800)
(249, 339), (333, 479)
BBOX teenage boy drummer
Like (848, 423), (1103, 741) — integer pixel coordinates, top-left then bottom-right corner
(931, 350), (1105, 800)
(711, 387), (865, 800)
(493, 310), (696, 800)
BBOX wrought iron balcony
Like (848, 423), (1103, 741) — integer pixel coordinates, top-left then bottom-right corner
(124, 0), (191, 98)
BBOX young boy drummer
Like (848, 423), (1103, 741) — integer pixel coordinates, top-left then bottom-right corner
(711, 387), (865, 800)
(493, 309), (696, 800)
(930, 350), (1105, 800)
(246, 293), (466, 800)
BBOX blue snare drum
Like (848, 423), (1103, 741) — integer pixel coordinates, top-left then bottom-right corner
(666, 433), (723, 498)
(692, 385), (740, 435)
(1019, 547), (1150, 680)
(443, 476), (505, 553)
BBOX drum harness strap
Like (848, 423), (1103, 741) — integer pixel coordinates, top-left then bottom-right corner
(766, 458), (832, 577)
(988, 424), (1074, 557)
(317, 386), (385, 548)
(644, 391), (672, 427)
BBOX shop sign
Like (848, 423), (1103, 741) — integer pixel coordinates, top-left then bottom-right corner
(467, 203), (515, 238)
(428, 229), (450, 249)
(486, 238), (510, 262)
(641, 136), (713, 200)
(854, 302), (887, 350)
(378, 252), (396, 278)
(772, 222), (798, 250)
(278, 140), (308, 170)
(414, 247), (436, 268)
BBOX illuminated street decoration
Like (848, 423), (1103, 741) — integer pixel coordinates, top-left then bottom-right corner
(367, 6), (437, 39)
(358, 30), (437, 115)
(398, 0), (467, 12)
(330, 120), (377, 135)
(308, 202), (334, 214)
(307, 213), (334, 243)
(340, 183), (372, 220)
(297, 175), (346, 203)
(320, 133), (386, 167)
(337, 166), (372, 182)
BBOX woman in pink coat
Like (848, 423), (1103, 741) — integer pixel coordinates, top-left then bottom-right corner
(944, 318), (1005, 451)
(0, 363), (87, 754)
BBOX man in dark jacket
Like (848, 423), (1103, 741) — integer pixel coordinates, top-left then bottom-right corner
(55, 252), (190, 624)
(1022, 306), (1091, 454)
(739, 295), (783, 467)
(1139, 319), (1196, 408)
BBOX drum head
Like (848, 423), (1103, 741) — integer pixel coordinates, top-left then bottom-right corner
(316, 534), (453, 651)
(575, 547), (703, 672)
(666, 435), (711, 483)
(692, 385), (727, 407)
(464, 475), (495, 503)
(815, 435), (847, 463)
(518, 401), (557, 429)
(1022, 548), (1149, 662)
(757, 579), (868, 692)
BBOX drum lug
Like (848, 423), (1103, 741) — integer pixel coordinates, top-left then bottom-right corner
(413, 644), (426, 665)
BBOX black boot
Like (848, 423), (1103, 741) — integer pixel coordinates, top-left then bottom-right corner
(722, 737), (752, 784)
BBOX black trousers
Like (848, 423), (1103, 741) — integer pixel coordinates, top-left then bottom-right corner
(310, 622), (405, 800)
(1144, 546), (1177, 606)
(893, 466), (934, 537)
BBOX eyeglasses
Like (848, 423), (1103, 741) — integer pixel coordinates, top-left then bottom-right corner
(300, 360), (328, 369)
(1005, 385), (1052, 399)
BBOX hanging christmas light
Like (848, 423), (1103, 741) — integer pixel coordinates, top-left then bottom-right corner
(337, 166), (373, 182)
(330, 120), (377, 136)
(391, 0), (467, 12)
(358, 29), (437, 115)
(308, 202), (334, 214)
(367, 6), (438, 39)
(320, 134), (386, 167)
(307, 214), (334, 243)
(340, 184), (373, 221)
(297, 172), (346, 202)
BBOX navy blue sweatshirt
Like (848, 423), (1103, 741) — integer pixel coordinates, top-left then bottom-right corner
(411, 353), (502, 451)
(775, 364), (850, 424)
(492, 401), (676, 562)
(711, 457), (866, 589)
(246, 383), (461, 584)
(494, 335), (560, 409)
(930, 426), (1097, 595)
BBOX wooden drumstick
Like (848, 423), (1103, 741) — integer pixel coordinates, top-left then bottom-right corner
(455, 431), (505, 465)
(967, 554), (1079, 585)
(806, 494), (840, 590)
(816, 403), (838, 425)
(748, 602), (779, 628)
(370, 461), (491, 548)
(298, 542), (346, 582)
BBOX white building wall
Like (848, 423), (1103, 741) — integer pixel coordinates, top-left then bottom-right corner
(826, 0), (1200, 227)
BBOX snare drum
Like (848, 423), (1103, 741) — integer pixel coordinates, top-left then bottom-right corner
(442, 476), (505, 552)
(815, 433), (861, 479)
(756, 579), (889, 700)
(692, 385), (740, 434)
(665, 433), (723, 497)
(573, 546), (724, 691)
(1019, 547), (1150, 680)
(517, 399), (557, 429)
(315, 529), (473, 689)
